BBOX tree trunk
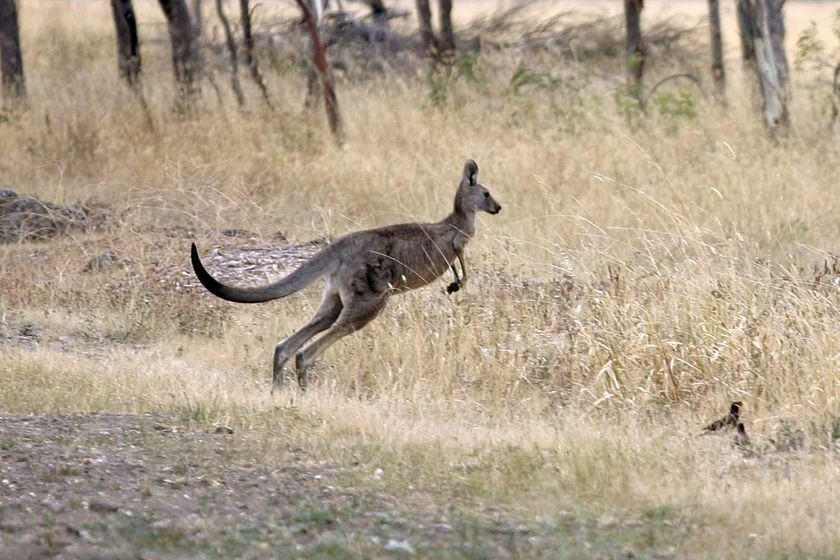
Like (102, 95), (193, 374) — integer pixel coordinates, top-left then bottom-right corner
(765, 0), (788, 100)
(437, 0), (454, 54)
(365, 0), (389, 40)
(735, 0), (755, 62)
(192, 0), (203, 39)
(110, 0), (141, 87)
(239, 0), (272, 109)
(367, 0), (387, 19)
(0, 0), (25, 100)
(623, 0), (645, 89)
(708, 0), (725, 99)
(832, 61), (839, 126)
(747, 0), (789, 127)
(215, 0), (244, 108)
(158, 0), (200, 110)
(295, 0), (344, 144)
(415, 0), (437, 54)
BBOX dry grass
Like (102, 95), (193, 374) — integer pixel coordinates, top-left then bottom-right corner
(2, 0), (840, 557)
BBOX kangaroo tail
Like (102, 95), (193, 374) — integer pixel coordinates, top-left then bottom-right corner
(191, 242), (333, 304)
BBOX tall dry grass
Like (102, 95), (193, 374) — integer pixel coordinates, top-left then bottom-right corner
(2, 0), (840, 556)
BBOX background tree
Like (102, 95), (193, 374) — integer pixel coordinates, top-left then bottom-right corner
(215, 0), (244, 108)
(296, 0), (344, 143)
(366, 0), (388, 27)
(192, 0), (203, 39)
(624, 0), (645, 90)
(708, 0), (725, 98)
(415, 0), (454, 58)
(742, 0), (790, 126)
(158, 0), (201, 110)
(415, 0), (436, 54)
(437, 0), (454, 54)
(110, 0), (141, 88)
(735, 0), (756, 62)
(239, 0), (272, 109)
(0, 0), (25, 101)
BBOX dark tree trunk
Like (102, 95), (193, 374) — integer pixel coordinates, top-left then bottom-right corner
(367, 0), (387, 19)
(215, 0), (244, 107)
(295, 0), (344, 143)
(158, 0), (201, 109)
(437, 0), (454, 54)
(365, 0), (389, 39)
(239, 0), (272, 109)
(415, 0), (437, 54)
(623, 0), (645, 89)
(110, 0), (141, 87)
(192, 0), (203, 39)
(0, 0), (25, 100)
(708, 0), (725, 99)
(735, 0), (755, 62)
(832, 61), (839, 126)
(743, 0), (789, 127)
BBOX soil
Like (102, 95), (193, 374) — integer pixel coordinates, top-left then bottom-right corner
(0, 190), (111, 244)
(0, 414), (681, 559)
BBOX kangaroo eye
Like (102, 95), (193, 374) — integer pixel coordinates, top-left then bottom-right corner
(484, 192), (490, 198)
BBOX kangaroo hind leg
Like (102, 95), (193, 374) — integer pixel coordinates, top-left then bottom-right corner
(272, 289), (342, 391)
(295, 294), (389, 390)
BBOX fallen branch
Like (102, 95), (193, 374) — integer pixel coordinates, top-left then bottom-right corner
(647, 72), (705, 100)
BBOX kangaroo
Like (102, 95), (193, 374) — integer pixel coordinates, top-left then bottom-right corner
(191, 160), (501, 390)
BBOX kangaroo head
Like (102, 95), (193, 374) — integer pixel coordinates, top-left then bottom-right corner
(456, 160), (502, 215)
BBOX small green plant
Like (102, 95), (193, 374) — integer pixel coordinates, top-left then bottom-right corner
(508, 64), (562, 95)
(293, 502), (336, 529)
(426, 53), (483, 107)
(793, 17), (840, 122)
(613, 83), (644, 120)
(771, 419), (806, 452)
(795, 22), (825, 70)
(651, 90), (698, 120)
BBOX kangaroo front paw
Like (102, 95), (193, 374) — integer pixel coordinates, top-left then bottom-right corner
(446, 281), (461, 294)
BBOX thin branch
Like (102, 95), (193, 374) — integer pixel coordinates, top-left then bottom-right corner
(216, 0), (246, 108)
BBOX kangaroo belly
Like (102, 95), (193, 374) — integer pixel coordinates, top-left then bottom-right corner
(390, 242), (456, 291)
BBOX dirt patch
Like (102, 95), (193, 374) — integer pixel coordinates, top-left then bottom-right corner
(0, 413), (682, 559)
(0, 190), (112, 244)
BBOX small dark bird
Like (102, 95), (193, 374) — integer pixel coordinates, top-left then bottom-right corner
(733, 422), (751, 449)
(701, 401), (743, 434)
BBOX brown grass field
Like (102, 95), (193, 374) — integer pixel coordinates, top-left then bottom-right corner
(1, 0), (840, 557)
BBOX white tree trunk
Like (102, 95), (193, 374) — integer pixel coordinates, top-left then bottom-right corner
(752, 0), (789, 126)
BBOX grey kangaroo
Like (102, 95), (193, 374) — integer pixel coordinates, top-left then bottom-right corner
(191, 160), (501, 389)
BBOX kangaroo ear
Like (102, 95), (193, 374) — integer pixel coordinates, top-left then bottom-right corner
(463, 160), (478, 186)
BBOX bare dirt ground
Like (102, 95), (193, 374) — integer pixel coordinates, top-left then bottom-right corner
(0, 413), (683, 560)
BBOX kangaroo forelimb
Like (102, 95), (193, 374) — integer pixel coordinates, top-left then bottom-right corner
(447, 264), (461, 294)
(446, 252), (468, 295)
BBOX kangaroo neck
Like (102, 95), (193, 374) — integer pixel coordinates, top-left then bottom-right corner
(444, 207), (476, 237)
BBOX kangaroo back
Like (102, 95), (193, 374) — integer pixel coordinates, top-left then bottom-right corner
(191, 243), (335, 303)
